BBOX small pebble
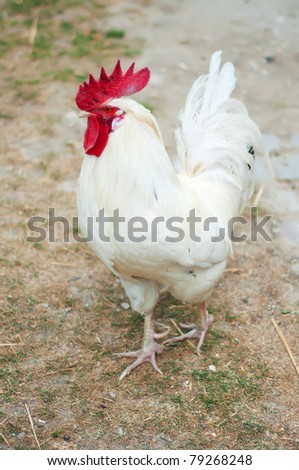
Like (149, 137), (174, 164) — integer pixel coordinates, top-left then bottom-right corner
(37, 419), (46, 427)
(108, 391), (116, 400)
(178, 62), (189, 71)
(69, 286), (81, 299)
(183, 380), (191, 389)
(159, 434), (172, 443)
(208, 364), (216, 372)
(63, 435), (71, 442)
(84, 294), (93, 308)
(265, 56), (275, 63)
(121, 302), (130, 310)
(16, 432), (25, 440)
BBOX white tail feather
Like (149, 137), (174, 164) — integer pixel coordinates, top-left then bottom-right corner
(175, 51), (268, 212)
(200, 51), (236, 118)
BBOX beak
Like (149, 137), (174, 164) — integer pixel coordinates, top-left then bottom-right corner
(79, 111), (93, 118)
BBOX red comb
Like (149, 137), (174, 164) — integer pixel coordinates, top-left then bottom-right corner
(76, 60), (150, 111)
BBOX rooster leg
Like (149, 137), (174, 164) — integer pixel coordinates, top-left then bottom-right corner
(115, 310), (164, 380)
(164, 302), (213, 355)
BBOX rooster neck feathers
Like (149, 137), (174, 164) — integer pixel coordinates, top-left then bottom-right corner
(85, 97), (183, 213)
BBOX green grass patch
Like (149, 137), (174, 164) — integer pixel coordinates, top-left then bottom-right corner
(72, 31), (95, 47)
(105, 29), (125, 39)
(201, 328), (227, 351)
(42, 68), (75, 82)
(192, 368), (262, 410)
(6, 0), (58, 14)
(32, 242), (43, 250)
(124, 47), (142, 57)
(0, 39), (10, 57)
(69, 45), (90, 58)
(170, 394), (183, 405)
(32, 31), (53, 59)
(225, 309), (238, 322)
(60, 20), (74, 33)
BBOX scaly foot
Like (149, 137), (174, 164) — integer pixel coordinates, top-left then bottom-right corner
(115, 313), (169, 380)
(164, 307), (213, 355)
(115, 340), (163, 381)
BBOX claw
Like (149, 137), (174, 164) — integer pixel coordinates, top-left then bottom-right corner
(164, 327), (206, 355)
(164, 309), (214, 354)
(154, 322), (171, 340)
(114, 350), (141, 358)
(179, 322), (196, 329)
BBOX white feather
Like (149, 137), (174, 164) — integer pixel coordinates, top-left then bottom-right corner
(175, 50), (267, 215)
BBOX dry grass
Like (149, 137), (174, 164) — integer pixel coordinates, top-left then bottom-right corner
(271, 317), (299, 377)
(1, 0), (299, 451)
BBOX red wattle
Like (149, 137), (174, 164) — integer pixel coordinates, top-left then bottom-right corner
(84, 116), (109, 157)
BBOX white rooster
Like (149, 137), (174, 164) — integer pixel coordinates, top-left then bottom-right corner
(76, 51), (266, 380)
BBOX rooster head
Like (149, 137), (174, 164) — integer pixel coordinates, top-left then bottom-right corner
(76, 61), (150, 157)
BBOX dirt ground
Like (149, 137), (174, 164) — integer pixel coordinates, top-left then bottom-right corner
(1, 0), (298, 450)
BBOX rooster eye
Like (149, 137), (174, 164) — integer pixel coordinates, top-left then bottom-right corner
(104, 106), (113, 113)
